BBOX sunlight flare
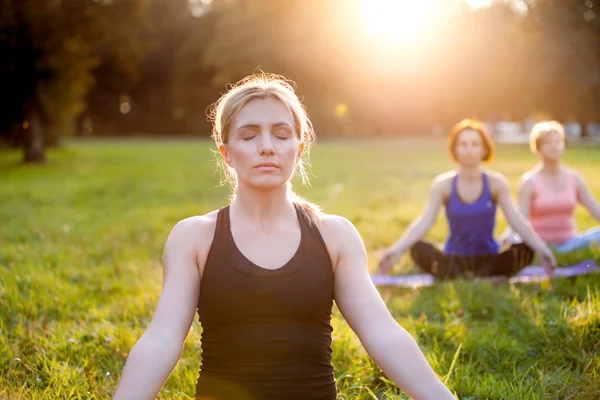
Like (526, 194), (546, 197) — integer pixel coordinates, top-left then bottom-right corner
(360, 0), (438, 42)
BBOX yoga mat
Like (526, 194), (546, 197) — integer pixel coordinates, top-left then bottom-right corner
(511, 259), (599, 283)
(371, 273), (435, 288)
(371, 259), (599, 288)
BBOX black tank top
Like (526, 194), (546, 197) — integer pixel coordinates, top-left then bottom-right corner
(195, 203), (336, 400)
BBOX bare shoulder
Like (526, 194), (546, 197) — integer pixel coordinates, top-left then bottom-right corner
(431, 171), (455, 195)
(517, 170), (537, 194)
(315, 214), (365, 271)
(433, 171), (455, 186)
(482, 170), (513, 201)
(564, 166), (585, 183)
(318, 214), (360, 239)
(163, 209), (221, 274)
(486, 170), (510, 188)
(519, 169), (537, 184)
(518, 167), (542, 196)
(485, 169), (508, 183)
(168, 210), (219, 243)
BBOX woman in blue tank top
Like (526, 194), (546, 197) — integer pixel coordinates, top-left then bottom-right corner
(112, 74), (456, 400)
(378, 119), (556, 280)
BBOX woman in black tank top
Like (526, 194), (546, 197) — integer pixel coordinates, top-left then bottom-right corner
(195, 203), (337, 399)
(112, 73), (456, 400)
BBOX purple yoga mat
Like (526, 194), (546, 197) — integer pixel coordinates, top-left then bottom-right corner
(371, 273), (435, 288)
(371, 259), (599, 287)
(511, 259), (599, 283)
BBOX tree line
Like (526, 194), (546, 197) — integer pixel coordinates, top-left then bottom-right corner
(1, 0), (599, 162)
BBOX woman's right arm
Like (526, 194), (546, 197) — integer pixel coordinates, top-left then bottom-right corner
(377, 178), (445, 273)
(112, 216), (213, 400)
(516, 175), (534, 222)
(501, 175), (534, 246)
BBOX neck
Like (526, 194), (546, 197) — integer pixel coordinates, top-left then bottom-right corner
(457, 164), (482, 181)
(540, 160), (561, 174)
(231, 183), (295, 224)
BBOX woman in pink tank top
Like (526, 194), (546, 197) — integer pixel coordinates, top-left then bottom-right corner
(504, 121), (600, 253)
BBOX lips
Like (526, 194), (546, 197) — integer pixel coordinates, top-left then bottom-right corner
(254, 162), (279, 169)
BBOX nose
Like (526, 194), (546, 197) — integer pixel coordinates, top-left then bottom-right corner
(258, 132), (275, 156)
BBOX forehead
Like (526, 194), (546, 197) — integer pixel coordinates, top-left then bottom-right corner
(232, 97), (295, 129)
(539, 130), (562, 141)
(457, 128), (482, 142)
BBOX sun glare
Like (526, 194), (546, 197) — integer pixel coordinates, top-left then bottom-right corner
(463, 0), (493, 9)
(360, 0), (438, 42)
(360, 0), (495, 43)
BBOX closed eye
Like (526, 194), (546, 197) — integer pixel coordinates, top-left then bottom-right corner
(273, 129), (292, 140)
(238, 127), (259, 141)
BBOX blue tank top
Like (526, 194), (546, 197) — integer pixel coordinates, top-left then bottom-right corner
(444, 173), (499, 256)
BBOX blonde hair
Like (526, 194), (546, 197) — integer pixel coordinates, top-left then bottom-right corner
(529, 121), (565, 154)
(208, 73), (322, 224)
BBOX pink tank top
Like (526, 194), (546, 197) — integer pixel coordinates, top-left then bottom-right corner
(529, 170), (578, 244)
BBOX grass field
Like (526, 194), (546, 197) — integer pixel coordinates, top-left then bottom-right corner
(1, 138), (599, 399)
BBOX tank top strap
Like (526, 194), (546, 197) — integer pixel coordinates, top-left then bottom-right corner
(530, 171), (544, 195)
(529, 171), (537, 184)
(450, 174), (458, 198)
(449, 172), (491, 202)
(292, 202), (309, 230)
(213, 205), (233, 247)
(293, 202), (330, 254)
(531, 169), (577, 196)
(217, 203), (314, 245)
(482, 172), (490, 193)
(566, 169), (579, 191)
(292, 203), (322, 248)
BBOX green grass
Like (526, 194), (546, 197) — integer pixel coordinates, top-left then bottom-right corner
(1, 138), (599, 399)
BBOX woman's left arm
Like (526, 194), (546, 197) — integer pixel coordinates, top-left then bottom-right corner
(326, 216), (456, 400)
(573, 171), (600, 222)
(494, 175), (544, 249)
(493, 174), (556, 274)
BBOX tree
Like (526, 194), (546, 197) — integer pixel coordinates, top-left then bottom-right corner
(202, 0), (374, 136)
(0, 0), (146, 162)
(85, 0), (219, 137)
(521, 0), (600, 135)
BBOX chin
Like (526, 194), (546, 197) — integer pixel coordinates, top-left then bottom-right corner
(248, 177), (290, 191)
(459, 160), (481, 168)
(543, 155), (562, 163)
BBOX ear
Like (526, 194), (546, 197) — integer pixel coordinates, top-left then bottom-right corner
(297, 141), (305, 162)
(219, 144), (232, 166)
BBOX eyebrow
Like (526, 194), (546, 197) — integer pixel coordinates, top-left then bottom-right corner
(236, 122), (293, 131)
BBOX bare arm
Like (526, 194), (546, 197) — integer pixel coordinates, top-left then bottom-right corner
(493, 175), (556, 274)
(516, 176), (534, 221)
(496, 175), (545, 251)
(502, 175), (534, 239)
(574, 171), (600, 222)
(378, 178), (445, 272)
(113, 217), (211, 400)
(328, 217), (455, 399)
